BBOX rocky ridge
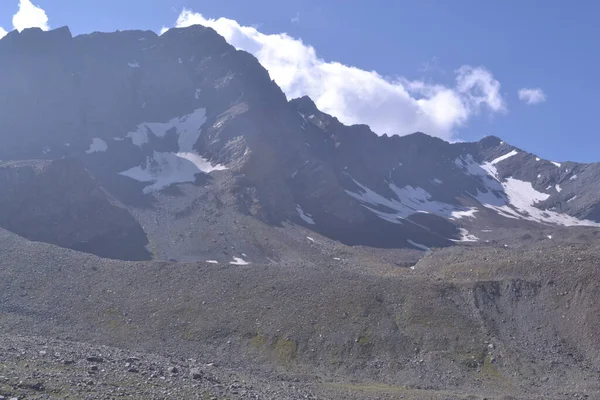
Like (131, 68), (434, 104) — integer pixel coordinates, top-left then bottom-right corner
(1, 25), (600, 261)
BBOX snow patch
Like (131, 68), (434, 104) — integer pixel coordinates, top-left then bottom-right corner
(570, 174), (578, 181)
(551, 161), (561, 168)
(470, 160), (600, 227)
(536, 157), (541, 161)
(537, 174), (542, 179)
(178, 152), (226, 173)
(449, 208), (478, 219)
(490, 150), (518, 165)
(306, 237), (316, 243)
(292, 160), (309, 179)
(407, 239), (430, 252)
(120, 109), (226, 192)
(453, 228), (479, 242)
(85, 138), (108, 154)
(230, 257), (250, 266)
(567, 196), (577, 203)
(126, 108), (207, 151)
(119, 151), (226, 194)
(555, 184), (562, 193)
(206, 260), (219, 264)
(345, 176), (476, 224)
(547, 235), (552, 239)
(296, 205), (315, 225)
(455, 154), (490, 177)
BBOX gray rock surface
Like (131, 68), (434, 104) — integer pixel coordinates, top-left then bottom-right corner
(2, 25), (600, 260)
(1, 228), (600, 399)
(0, 158), (149, 260)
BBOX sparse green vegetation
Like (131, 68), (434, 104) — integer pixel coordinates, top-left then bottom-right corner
(357, 330), (372, 346)
(250, 332), (267, 348)
(480, 354), (505, 381)
(250, 333), (297, 363)
(273, 336), (297, 362)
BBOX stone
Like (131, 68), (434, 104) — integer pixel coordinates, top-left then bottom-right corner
(190, 368), (203, 380)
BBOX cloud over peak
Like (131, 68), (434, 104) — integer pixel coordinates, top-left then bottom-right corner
(0, 0), (50, 39)
(166, 9), (507, 141)
(518, 88), (546, 105)
(13, 0), (49, 32)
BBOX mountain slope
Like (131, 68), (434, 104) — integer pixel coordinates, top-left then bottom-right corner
(0, 24), (599, 260)
(1, 227), (600, 399)
(0, 158), (149, 260)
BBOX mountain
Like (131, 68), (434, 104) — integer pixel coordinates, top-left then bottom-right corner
(1, 25), (600, 263)
(1, 25), (600, 399)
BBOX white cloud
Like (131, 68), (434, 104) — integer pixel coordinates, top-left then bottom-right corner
(166, 9), (506, 141)
(291, 12), (300, 24)
(0, 27), (7, 39)
(518, 88), (546, 105)
(12, 0), (49, 32)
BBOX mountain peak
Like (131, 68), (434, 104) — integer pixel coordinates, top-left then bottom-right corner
(477, 135), (505, 147)
(1, 25), (72, 47)
(289, 96), (318, 113)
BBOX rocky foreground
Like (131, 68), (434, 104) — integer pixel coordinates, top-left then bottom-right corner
(0, 333), (595, 400)
(3, 226), (600, 399)
(0, 335), (322, 400)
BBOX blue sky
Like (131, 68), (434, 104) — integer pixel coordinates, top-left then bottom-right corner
(0, 1), (598, 162)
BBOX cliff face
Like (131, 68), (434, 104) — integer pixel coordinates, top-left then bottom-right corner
(0, 158), (150, 260)
(1, 25), (600, 261)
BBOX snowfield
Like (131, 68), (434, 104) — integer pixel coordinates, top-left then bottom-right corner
(119, 109), (227, 193)
(85, 138), (108, 154)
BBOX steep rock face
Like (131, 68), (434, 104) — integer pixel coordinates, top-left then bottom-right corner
(290, 97), (600, 241)
(1, 25), (600, 259)
(0, 158), (149, 260)
(0, 25), (446, 254)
